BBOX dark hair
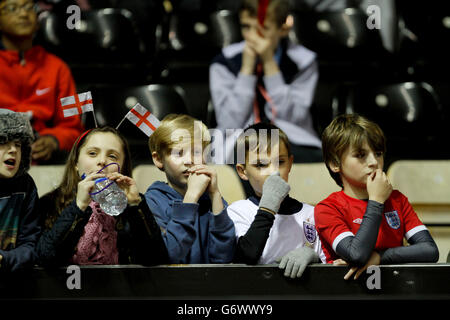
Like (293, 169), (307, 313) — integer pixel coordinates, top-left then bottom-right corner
(322, 114), (386, 187)
(239, 0), (291, 26)
(0, 110), (34, 177)
(43, 126), (132, 230)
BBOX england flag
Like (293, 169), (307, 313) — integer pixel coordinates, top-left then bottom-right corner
(60, 91), (94, 117)
(125, 103), (160, 136)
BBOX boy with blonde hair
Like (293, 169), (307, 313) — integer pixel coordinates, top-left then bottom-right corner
(145, 114), (235, 264)
(228, 122), (325, 278)
(315, 114), (438, 280)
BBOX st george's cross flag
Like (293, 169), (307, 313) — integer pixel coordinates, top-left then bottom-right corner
(123, 103), (160, 136)
(60, 91), (94, 117)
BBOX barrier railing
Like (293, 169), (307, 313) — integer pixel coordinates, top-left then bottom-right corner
(1, 264), (449, 300)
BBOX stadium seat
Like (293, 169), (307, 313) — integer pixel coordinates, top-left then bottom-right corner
(336, 81), (445, 164)
(397, 0), (450, 78)
(132, 164), (246, 204)
(159, 9), (241, 82)
(28, 165), (66, 197)
(85, 84), (189, 163)
(288, 163), (340, 206)
(38, 8), (144, 62)
(290, 8), (392, 81)
(132, 165), (167, 194)
(87, 83), (188, 133)
(387, 160), (450, 262)
(310, 81), (340, 136)
(398, 0), (450, 57)
(173, 82), (215, 127)
(209, 10), (242, 48)
(161, 10), (240, 128)
(36, 8), (151, 83)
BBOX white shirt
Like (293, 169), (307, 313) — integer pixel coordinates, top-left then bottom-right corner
(227, 198), (326, 264)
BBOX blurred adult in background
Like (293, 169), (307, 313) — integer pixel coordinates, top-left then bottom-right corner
(0, 0), (83, 163)
(210, 0), (322, 164)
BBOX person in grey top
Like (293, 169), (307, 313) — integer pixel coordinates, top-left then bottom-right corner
(209, 0), (322, 164)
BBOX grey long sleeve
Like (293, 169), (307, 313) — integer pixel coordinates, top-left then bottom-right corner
(335, 200), (384, 266)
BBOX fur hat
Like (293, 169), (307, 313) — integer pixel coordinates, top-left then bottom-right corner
(0, 109), (35, 177)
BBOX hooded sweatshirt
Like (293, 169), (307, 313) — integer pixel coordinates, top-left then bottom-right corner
(145, 181), (236, 264)
(0, 44), (83, 151)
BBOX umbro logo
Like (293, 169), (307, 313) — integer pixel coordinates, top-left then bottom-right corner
(353, 218), (363, 224)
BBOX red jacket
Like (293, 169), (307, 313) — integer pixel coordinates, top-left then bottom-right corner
(0, 45), (83, 150)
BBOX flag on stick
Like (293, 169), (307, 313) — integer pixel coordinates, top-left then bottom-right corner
(117, 103), (160, 136)
(60, 91), (97, 127)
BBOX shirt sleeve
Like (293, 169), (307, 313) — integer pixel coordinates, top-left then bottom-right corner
(380, 229), (439, 263)
(231, 207), (275, 265)
(207, 203), (236, 264)
(144, 191), (197, 263)
(263, 59), (318, 123)
(314, 201), (355, 253)
(209, 62), (256, 130)
(38, 61), (83, 151)
(36, 200), (92, 267)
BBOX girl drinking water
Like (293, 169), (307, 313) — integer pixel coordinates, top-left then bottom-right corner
(37, 127), (169, 266)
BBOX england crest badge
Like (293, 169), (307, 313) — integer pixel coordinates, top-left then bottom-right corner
(303, 221), (317, 244)
(384, 211), (401, 229)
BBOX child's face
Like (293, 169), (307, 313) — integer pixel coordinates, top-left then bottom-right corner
(237, 142), (293, 197)
(154, 140), (204, 194)
(333, 141), (384, 192)
(240, 10), (287, 53)
(0, 140), (21, 179)
(0, 0), (38, 38)
(76, 132), (125, 177)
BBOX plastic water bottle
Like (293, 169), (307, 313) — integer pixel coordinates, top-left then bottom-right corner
(90, 177), (127, 216)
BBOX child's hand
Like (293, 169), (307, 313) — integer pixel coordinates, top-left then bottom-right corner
(276, 246), (320, 279)
(367, 169), (393, 204)
(259, 173), (290, 214)
(246, 24), (274, 64)
(187, 165), (224, 214)
(31, 136), (58, 161)
(188, 165), (219, 195)
(333, 259), (348, 266)
(107, 172), (141, 206)
(184, 169), (211, 203)
(344, 251), (380, 280)
(76, 172), (105, 211)
(241, 42), (257, 75)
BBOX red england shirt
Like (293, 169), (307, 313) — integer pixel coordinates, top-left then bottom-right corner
(314, 190), (427, 263)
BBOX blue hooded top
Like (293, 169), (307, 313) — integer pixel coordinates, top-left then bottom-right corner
(145, 181), (235, 264)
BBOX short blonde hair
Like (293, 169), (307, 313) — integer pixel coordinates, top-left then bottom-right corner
(148, 114), (211, 158)
(322, 114), (386, 187)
